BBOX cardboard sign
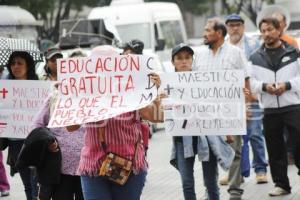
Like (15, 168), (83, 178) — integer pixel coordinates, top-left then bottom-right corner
(0, 80), (52, 138)
(160, 70), (246, 136)
(48, 54), (157, 127)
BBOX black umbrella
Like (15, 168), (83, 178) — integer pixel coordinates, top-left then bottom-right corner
(0, 37), (43, 67)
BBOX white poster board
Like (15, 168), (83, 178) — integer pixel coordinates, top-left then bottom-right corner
(48, 54), (157, 127)
(0, 80), (52, 138)
(160, 70), (247, 136)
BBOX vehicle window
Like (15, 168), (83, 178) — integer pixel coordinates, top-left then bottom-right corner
(159, 20), (184, 49)
(117, 23), (151, 49)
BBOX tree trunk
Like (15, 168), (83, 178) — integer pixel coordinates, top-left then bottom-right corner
(52, 0), (63, 42)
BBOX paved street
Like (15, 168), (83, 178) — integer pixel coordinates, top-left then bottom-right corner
(2, 129), (300, 200)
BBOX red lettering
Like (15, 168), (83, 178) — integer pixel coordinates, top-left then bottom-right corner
(97, 76), (107, 94)
(60, 60), (67, 73)
(95, 58), (104, 73)
(79, 77), (87, 94)
(50, 119), (63, 126)
(77, 59), (84, 72)
(69, 77), (78, 97)
(110, 95), (126, 108)
(119, 57), (128, 71)
(111, 95), (118, 108)
(98, 108), (108, 115)
(104, 57), (112, 71)
(85, 76), (96, 93)
(130, 56), (140, 71)
(115, 75), (123, 92)
(60, 79), (69, 95)
(125, 75), (135, 92)
(85, 59), (93, 74)
(69, 59), (77, 73)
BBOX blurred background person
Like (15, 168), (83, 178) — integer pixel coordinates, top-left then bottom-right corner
(42, 48), (63, 81)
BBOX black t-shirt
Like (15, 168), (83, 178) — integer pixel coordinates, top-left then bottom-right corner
(265, 46), (285, 71)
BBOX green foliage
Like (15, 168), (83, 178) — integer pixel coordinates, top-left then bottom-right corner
(0, 0), (111, 41)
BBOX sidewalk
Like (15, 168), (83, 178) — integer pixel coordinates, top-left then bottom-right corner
(142, 130), (300, 200)
(2, 130), (300, 200)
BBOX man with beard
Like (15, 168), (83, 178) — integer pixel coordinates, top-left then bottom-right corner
(249, 17), (300, 196)
(219, 13), (268, 191)
(193, 18), (251, 200)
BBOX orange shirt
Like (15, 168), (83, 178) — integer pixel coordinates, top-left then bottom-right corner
(281, 34), (299, 48)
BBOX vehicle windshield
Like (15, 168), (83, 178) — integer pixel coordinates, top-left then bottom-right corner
(159, 20), (184, 49)
(116, 23), (151, 49)
(59, 19), (115, 49)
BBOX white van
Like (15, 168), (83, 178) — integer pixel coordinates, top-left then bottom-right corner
(88, 0), (187, 72)
(0, 6), (41, 44)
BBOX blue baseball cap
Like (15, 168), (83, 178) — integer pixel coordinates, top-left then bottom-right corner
(225, 14), (245, 24)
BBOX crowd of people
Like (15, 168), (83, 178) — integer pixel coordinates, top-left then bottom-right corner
(0, 8), (300, 200)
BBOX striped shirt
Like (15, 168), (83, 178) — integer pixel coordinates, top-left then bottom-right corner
(78, 111), (146, 176)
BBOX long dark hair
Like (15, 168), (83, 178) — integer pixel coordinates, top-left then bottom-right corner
(7, 51), (38, 80)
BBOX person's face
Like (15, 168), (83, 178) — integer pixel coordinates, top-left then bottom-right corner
(226, 21), (245, 43)
(260, 22), (281, 46)
(123, 49), (134, 55)
(172, 50), (193, 72)
(203, 22), (219, 46)
(47, 54), (62, 75)
(10, 56), (28, 80)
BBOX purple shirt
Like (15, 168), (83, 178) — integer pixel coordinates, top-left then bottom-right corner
(32, 96), (85, 175)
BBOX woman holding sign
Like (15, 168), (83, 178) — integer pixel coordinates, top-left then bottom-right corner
(169, 44), (234, 200)
(67, 45), (163, 200)
(6, 51), (39, 200)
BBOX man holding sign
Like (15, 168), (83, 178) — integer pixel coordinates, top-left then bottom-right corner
(193, 18), (250, 200)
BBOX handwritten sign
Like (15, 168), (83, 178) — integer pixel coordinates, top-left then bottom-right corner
(48, 54), (157, 127)
(0, 80), (52, 138)
(160, 70), (246, 136)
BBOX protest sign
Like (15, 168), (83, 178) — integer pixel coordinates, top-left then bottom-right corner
(160, 70), (246, 136)
(0, 80), (51, 138)
(48, 54), (157, 127)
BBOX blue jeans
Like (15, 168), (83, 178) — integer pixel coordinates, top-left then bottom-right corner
(81, 170), (147, 200)
(175, 141), (219, 200)
(9, 140), (38, 200)
(244, 103), (267, 173)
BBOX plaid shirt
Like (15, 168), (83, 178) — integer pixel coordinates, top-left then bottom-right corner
(193, 42), (249, 77)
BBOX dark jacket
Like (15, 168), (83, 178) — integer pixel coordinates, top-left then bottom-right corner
(16, 127), (61, 185)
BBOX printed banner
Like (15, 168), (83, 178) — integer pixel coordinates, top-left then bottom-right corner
(48, 54), (157, 127)
(160, 70), (247, 136)
(0, 80), (52, 138)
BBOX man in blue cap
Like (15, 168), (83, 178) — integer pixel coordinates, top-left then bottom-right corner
(217, 13), (268, 200)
